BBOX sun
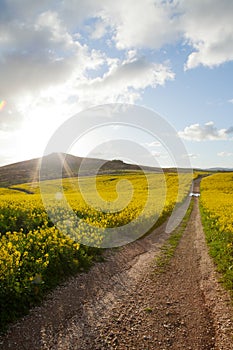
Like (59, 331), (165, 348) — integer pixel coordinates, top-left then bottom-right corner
(18, 111), (62, 161)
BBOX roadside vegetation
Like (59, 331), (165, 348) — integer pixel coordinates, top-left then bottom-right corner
(200, 173), (233, 296)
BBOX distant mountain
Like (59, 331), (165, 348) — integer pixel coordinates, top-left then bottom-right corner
(206, 167), (233, 172)
(0, 153), (162, 187)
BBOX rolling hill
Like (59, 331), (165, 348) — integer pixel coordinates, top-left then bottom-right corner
(0, 153), (162, 187)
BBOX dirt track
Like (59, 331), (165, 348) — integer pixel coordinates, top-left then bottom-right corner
(1, 179), (233, 349)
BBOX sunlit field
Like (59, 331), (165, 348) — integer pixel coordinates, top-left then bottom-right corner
(0, 171), (192, 330)
(200, 173), (233, 293)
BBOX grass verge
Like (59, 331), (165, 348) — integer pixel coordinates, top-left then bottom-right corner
(200, 206), (233, 298)
(153, 199), (193, 274)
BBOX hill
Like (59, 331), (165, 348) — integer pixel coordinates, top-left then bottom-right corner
(0, 153), (162, 187)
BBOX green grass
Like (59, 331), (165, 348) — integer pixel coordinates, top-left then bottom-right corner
(153, 199), (193, 274)
(200, 206), (233, 296)
(144, 307), (153, 313)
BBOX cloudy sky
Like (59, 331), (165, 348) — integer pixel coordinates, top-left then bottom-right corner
(0, 0), (233, 168)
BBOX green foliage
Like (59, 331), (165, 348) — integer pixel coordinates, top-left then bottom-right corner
(200, 173), (233, 296)
(200, 207), (233, 293)
(0, 228), (92, 331)
(144, 307), (153, 313)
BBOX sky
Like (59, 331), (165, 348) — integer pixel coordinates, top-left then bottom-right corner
(0, 0), (233, 169)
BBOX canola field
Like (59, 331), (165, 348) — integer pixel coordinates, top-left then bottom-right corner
(200, 173), (233, 292)
(0, 171), (192, 329)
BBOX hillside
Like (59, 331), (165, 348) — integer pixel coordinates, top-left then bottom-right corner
(0, 153), (162, 187)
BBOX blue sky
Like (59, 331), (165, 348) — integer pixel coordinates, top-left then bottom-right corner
(0, 0), (233, 168)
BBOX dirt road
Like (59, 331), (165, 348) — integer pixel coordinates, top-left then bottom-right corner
(1, 180), (232, 349)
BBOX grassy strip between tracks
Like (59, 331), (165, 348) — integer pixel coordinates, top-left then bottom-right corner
(153, 199), (194, 275)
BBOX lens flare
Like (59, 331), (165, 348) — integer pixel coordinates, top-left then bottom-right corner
(0, 100), (6, 111)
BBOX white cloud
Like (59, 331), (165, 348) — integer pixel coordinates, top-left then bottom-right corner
(0, 6), (106, 130)
(188, 153), (198, 159)
(184, 153), (199, 159)
(217, 151), (233, 157)
(0, 1), (177, 133)
(74, 57), (174, 105)
(145, 141), (162, 148)
(98, 0), (233, 69)
(90, 19), (108, 39)
(100, 57), (174, 89)
(178, 122), (229, 141)
(1, 0), (233, 79)
(87, 0), (233, 69)
(151, 151), (162, 158)
(126, 50), (138, 61)
(59, 0), (101, 29)
(228, 99), (233, 104)
(0, 9), (105, 95)
(98, 0), (181, 50)
(226, 126), (233, 134)
(180, 0), (233, 69)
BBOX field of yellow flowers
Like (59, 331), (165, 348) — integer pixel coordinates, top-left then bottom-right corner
(0, 171), (191, 330)
(200, 173), (233, 293)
